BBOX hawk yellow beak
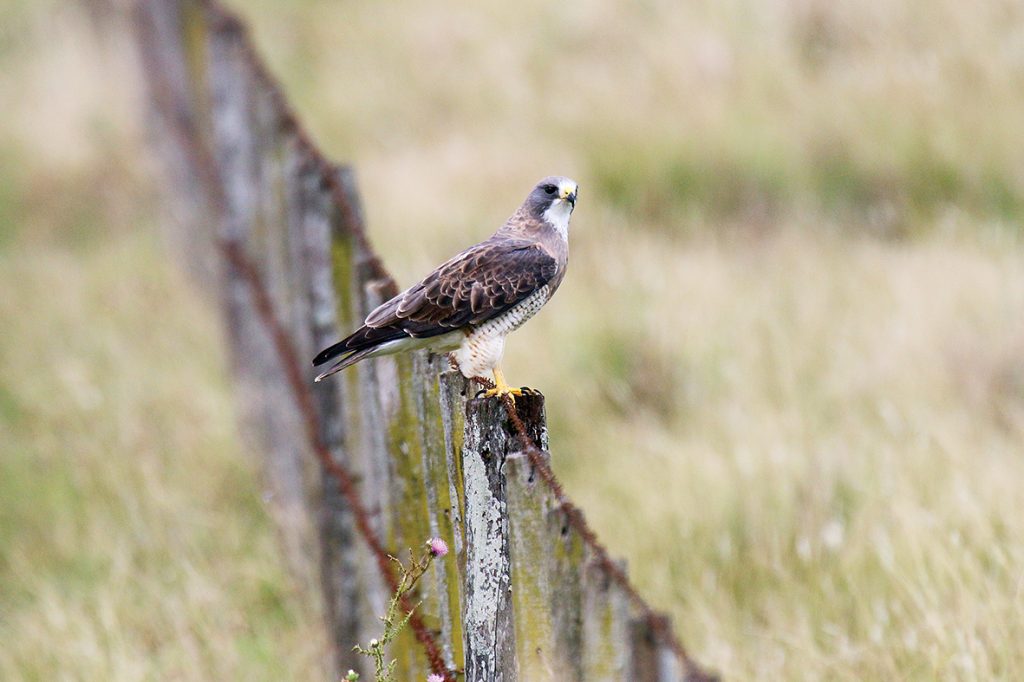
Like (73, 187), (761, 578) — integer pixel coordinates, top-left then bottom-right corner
(560, 184), (578, 205)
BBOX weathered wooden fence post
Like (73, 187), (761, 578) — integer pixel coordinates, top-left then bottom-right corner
(459, 396), (536, 680)
(456, 394), (704, 682)
(133, 0), (716, 680)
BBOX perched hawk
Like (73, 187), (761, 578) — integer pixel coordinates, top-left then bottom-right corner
(312, 176), (578, 397)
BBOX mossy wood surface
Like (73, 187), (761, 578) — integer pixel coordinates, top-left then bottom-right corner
(137, 1), (698, 680)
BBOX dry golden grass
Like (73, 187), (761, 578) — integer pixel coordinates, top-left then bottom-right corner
(539, 227), (1024, 679)
(1, 0), (1022, 679)
(0, 237), (327, 681)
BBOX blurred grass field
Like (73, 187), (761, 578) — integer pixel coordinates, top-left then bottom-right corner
(1, 0), (1023, 679)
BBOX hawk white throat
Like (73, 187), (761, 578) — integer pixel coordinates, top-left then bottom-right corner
(312, 176), (578, 398)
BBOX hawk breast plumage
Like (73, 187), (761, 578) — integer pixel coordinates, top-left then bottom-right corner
(313, 176), (579, 396)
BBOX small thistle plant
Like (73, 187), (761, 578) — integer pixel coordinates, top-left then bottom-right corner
(351, 537), (450, 682)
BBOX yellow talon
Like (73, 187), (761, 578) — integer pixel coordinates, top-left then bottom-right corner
(479, 368), (524, 398)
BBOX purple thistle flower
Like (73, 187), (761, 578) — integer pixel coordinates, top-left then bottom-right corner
(428, 537), (449, 558)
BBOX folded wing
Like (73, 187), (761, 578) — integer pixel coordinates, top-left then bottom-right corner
(312, 238), (557, 369)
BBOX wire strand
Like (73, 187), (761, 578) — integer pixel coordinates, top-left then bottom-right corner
(138, 1), (713, 678)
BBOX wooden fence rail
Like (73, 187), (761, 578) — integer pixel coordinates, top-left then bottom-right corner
(133, 1), (715, 680)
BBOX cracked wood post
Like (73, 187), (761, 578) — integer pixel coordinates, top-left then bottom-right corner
(459, 392), (696, 682)
(460, 394), (543, 681)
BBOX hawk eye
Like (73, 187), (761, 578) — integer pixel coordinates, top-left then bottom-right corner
(542, 184), (557, 195)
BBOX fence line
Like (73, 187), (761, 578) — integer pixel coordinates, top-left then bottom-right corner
(502, 400), (695, 667)
(219, 238), (449, 676)
(134, 1), (447, 674)
(134, 0), (716, 679)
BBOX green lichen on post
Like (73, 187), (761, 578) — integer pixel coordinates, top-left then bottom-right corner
(329, 236), (369, 475)
(505, 450), (565, 680)
(329, 227), (357, 327)
(385, 353), (433, 553)
(418, 359), (465, 670)
(437, 370), (469, 671)
(591, 601), (619, 679)
(383, 352), (435, 679)
(328, 229), (390, 675)
(330, 236), (364, 435)
(180, 1), (210, 123)
(329, 236), (361, 374)
(579, 544), (632, 680)
(548, 511), (584, 679)
(438, 371), (467, 549)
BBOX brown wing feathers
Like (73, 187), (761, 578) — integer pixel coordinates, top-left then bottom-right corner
(312, 239), (556, 368)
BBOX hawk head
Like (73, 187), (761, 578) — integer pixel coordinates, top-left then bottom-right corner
(525, 176), (578, 237)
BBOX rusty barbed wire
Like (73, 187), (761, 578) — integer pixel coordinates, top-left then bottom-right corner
(221, 239), (450, 678)
(135, 2), (449, 676)
(200, 1), (396, 294)
(138, 0), (714, 679)
(499, 395), (717, 682)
